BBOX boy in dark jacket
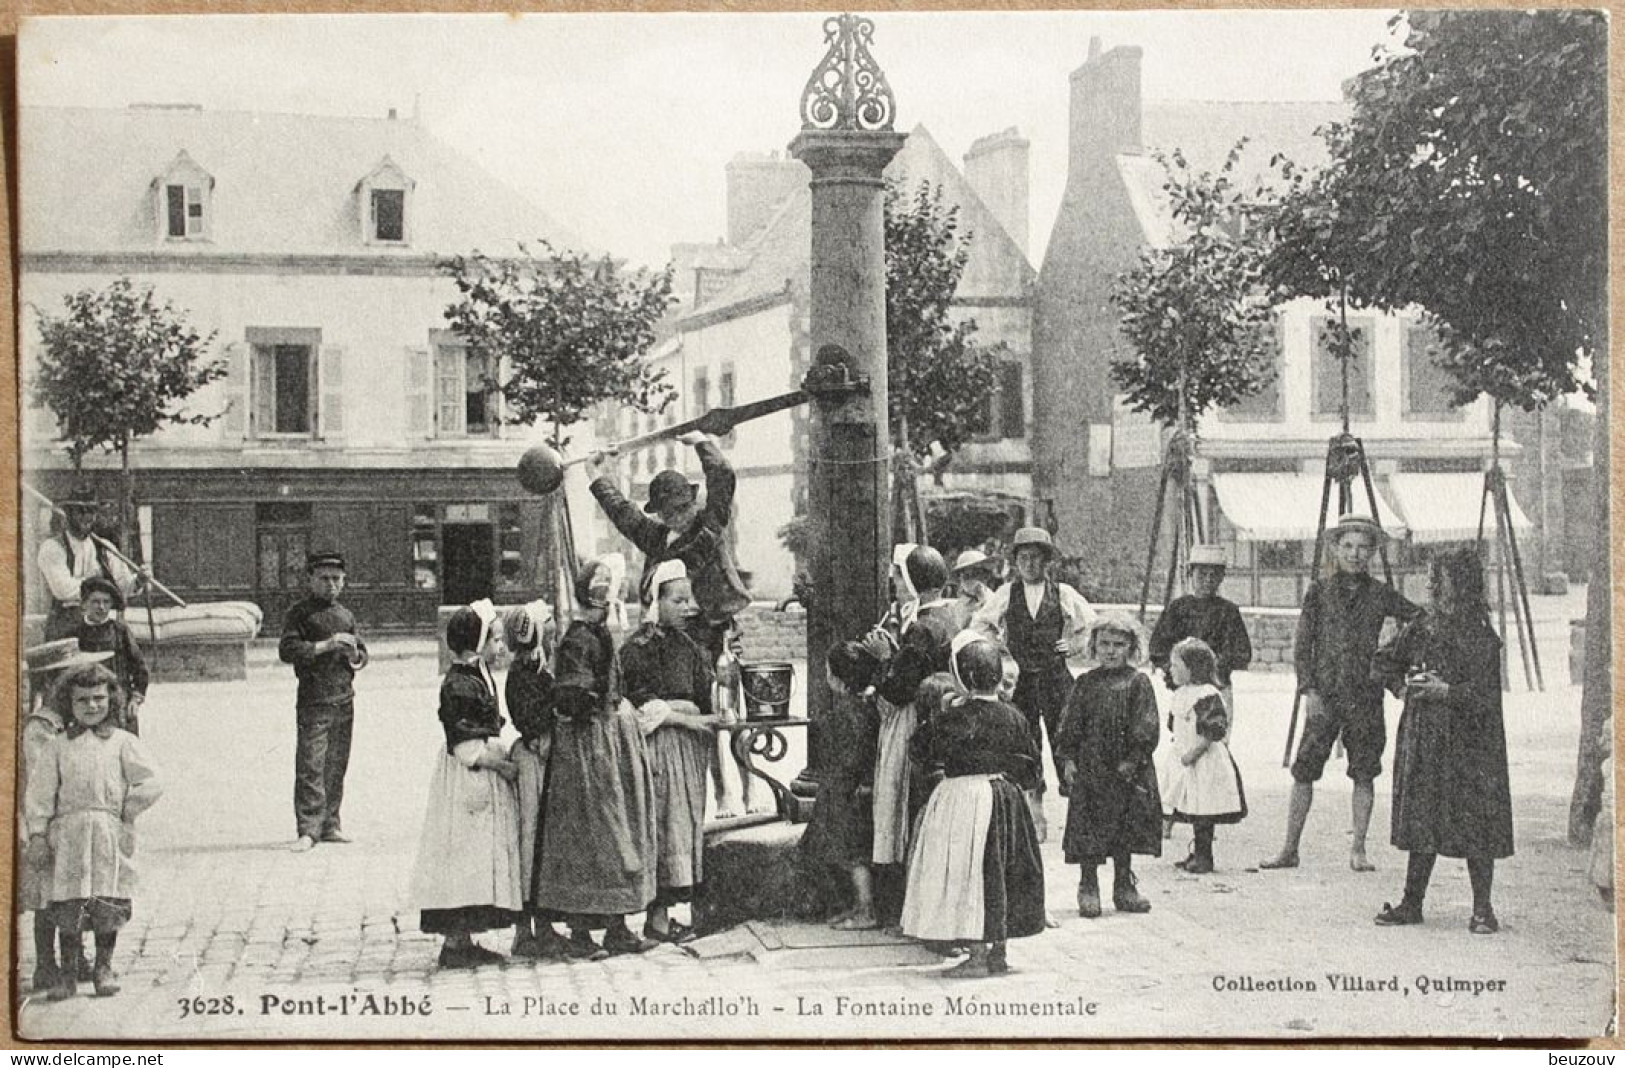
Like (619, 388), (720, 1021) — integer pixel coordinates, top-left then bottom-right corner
(1149, 544), (1252, 727)
(72, 575), (149, 734)
(278, 552), (368, 853)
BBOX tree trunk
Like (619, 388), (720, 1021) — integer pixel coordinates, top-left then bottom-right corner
(1569, 332), (1612, 845)
(119, 439), (137, 559)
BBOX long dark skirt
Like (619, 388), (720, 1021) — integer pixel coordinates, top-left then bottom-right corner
(419, 904), (522, 936)
(900, 775), (1046, 942)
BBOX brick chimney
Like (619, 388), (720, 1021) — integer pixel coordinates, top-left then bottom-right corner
(1068, 37), (1143, 181)
(725, 151), (809, 247)
(963, 127), (1030, 258)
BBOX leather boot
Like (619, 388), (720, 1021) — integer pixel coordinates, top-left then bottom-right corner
(1076, 867), (1102, 919)
(1113, 863), (1152, 914)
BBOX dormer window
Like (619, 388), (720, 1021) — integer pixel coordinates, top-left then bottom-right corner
(372, 189), (405, 241)
(358, 156), (414, 245)
(166, 184), (206, 237)
(154, 150), (213, 242)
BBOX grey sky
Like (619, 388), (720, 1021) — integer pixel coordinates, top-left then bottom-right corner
(20, 10), (1400, 268)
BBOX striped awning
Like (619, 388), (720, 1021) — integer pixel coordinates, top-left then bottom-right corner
(1387, 472), (1533, 544)
(1212, 472), (1407, 543)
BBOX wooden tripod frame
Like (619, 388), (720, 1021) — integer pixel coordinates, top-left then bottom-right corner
(1478, 463), (1544, 691)
(1279, 433), (1395, 768)
(1137, 430), (1207, 621)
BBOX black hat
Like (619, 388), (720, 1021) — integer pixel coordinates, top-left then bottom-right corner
(79, 575), (124, 610)
(63, 484), (99, 511)
(643, 470), (698, 516)
(306, 551), (346, 572)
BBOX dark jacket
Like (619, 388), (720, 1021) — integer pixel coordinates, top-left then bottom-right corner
(278, 597), (365, 708)
(438, 663), (504, 755)
(1149, 595), (1253, 688)
(75, 617), (149, 701)
(874, 601), (961, 708)
(910, 696), (1039, 789)
(505, 656), (557, 744)
(622, 622), (715, 713)
(1294, 572), (1419, 710)
(589, 441), (750, 625)
(554, 618), (623, 722)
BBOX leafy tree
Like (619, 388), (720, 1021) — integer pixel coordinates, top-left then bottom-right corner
(31, 277), (224, 552)
(1110, 144), (1278, 433)
(1270, 11), (1604, 416)
(442, 240), (677, 446)
(1262, 153), (1376, 434)
(884, 181), (1005, 459)
(1265, 10), (1607, 839)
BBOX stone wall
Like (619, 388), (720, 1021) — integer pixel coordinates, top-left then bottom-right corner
(736, 600), (1302, 673)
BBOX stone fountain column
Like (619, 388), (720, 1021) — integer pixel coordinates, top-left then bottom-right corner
(790, 13), (905, 804)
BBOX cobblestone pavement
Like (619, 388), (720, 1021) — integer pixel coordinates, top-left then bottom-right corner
(14, 589), (1616, 1042)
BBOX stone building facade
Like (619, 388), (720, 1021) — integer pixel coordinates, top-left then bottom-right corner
(20, 105), (594, 629)
(1031, 40), (1535, 607)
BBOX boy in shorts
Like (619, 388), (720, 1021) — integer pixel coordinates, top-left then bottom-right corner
(1261, 514), (1419, 873)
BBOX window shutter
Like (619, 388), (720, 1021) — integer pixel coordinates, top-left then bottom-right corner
(220, 341), (247, 439)
(252, 346), (276, 437)
(317, 345), (346, 440)
(436, 344), (465, 436)
(405, 346), (432, 438)
(488, 354), (507, 439)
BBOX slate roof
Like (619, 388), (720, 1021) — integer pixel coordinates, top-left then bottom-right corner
(1123, 100), (1348, 248)
(21, 105), (584, 257)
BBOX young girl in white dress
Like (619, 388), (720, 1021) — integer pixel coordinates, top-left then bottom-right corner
(25, 662), (162, 1000)
(409, 600), (524, 968)
(1159, 638), (1246, 874)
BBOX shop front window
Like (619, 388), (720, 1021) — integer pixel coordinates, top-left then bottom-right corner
(498, 503), (524, 590)
(412, 504), (439, 590)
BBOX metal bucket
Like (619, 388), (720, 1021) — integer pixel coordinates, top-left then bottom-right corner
(740, 661), (796, 721)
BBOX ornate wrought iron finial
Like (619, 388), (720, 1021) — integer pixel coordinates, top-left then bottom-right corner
(799, 13), (896, 132)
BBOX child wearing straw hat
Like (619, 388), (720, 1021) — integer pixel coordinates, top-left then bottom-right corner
(1148, 544), (1251, 731)
(950, 549), (997, 618)
(970, 527), (1098, 806)
(1261, 513), (1420, 874)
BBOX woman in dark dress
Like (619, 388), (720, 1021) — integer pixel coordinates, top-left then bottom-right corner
(900, 634), (1046, 979)
(1057, 614), (1163, 919)
(532, 558), (659, 958)
(501, 600), (571, 960)
(1373, 549), (1512, 934)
